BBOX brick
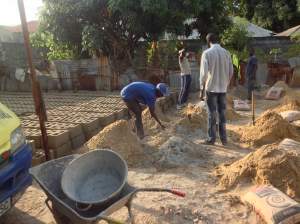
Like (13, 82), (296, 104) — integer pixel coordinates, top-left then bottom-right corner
(47, 130), (70, 148)
(71, 134), (86, 150)
(98, 113), (116, 126)
(31, 150), (45, 166)
(50, 141), (72, 158)
(24, 128), (41, 148)
(27, 140), (36, 154)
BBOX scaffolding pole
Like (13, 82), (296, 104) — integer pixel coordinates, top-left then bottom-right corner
(17, 0), (50, 161)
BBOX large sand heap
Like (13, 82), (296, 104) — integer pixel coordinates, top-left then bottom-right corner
(239, 111), (300, 146)
(215, 143), (300, 198)
(87, 120), (145, 165)
(142, 107), (171, 147)
(272, 96), (300, 113)
(177, 101), (242, 131)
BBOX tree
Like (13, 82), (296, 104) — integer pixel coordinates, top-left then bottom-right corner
(31, 31), (75, 60)
(227, 0), (300, 32)
(191, 0), (231, 38)
(38, 0), (231, 69)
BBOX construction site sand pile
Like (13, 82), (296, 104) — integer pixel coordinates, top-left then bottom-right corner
(176, 103), (207, 131)
(272, 96), (300, 113)
(142, 107), (171, 147)
(87, 120), (145, 165)
(157, 136), (207, 168)
(273, 81), (300, 98)
(238, 111), (300, 146)
(177, 101), (242, 131)
(215, 144), (300, 198)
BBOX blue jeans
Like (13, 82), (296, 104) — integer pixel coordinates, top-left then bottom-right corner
(247, 78), (255, 100)
(178, 74), (192, 105)
(206, 92), (227, 143)
(123, 99), (144, 139)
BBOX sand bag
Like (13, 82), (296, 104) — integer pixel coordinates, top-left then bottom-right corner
(280, 111), (300, 122)
(278, 138), (300, 153)
(265, 87), (284, 100)
(233, 100), (250, 111)
(244, 185), (300, 224)
(293, 120), (300, 127)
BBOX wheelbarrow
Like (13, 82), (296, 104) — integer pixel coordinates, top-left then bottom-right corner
(30, 154), (185, 224)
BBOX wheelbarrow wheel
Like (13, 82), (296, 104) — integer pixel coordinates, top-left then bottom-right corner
(52, 205), (73, 224)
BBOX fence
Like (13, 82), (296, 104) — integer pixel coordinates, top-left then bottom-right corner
(54, 57), (113, 91)
(168, 61), (200, 92)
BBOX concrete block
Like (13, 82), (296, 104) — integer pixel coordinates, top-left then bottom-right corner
(47, 130), (70, 149)
(86, 128), (101, 140)
(24, 128), (41, 148)
(31, 150), (45, 166)
(50, 141), (72, 158)
(115, 109), (127, 120)
(98, 113), (116, 126)
(27, 140), (36, 154)
(71, 134), (86, 150)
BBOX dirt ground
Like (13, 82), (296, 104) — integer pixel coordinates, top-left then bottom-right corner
(1, 88), (299, 224)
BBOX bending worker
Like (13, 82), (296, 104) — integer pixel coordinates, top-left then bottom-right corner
(121, 82), (170, 139)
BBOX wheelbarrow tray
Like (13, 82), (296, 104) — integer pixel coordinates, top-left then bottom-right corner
(29, 155), (136, 224)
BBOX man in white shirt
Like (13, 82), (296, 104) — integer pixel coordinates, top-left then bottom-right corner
(200, 33), (233, 145)
(177, 49), (192, 110)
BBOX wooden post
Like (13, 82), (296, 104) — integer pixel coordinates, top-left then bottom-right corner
(252, 91), (255, 126)
(18, 0), (50, 161)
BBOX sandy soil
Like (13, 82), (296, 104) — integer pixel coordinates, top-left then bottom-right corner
(2, 89), (299, 224)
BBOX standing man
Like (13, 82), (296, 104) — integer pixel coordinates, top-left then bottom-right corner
(200, 33), (233, 146)
(121, 82), (169, 139)
(246, 48), (258, 101)
(177, 49), (192, 110)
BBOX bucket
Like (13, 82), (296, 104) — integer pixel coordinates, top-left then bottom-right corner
(61, 149), (128, 210)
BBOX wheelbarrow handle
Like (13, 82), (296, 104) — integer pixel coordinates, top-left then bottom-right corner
(170, 189), (186, 197)
(133, 188), (186, 198)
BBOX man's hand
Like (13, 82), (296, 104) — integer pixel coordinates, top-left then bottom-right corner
(199, 88), (205, 101)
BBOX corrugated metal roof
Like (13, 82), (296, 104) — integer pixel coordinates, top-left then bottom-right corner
(275, 25), (300, 37)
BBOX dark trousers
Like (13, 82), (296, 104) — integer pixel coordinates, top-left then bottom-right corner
(247, 78), (255, 100)
(206, 92), (227, 143)
(123, 99), (144, 139)
(178, 74), (192, 105)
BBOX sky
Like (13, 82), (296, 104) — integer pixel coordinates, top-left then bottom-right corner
(0, 0), (43, 26)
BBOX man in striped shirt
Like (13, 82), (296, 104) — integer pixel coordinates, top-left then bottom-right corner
(200, 33), (234, 146)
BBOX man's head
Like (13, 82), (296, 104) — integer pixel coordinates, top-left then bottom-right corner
(206, 33), (218, 47)
(249, 48), (255, 56)
(156, 83), (170, 98)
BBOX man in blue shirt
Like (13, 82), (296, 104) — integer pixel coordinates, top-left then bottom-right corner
(246, 48), (258, 101)
(121, 82), (170, 139)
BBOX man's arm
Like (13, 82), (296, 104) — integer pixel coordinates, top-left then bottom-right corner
(149, 106), (165, 129)
(229, 55), (234, 81)
(199, 52), (208, 100)
(200, 52), (208, 88)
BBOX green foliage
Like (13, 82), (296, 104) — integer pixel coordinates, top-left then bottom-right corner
(283, 38), (300, 58)
(269, 48), (282, 62)
(221, 22), (249, 61)
(228, 0), (300, 32)
(30, 31), (75, 60)
(191, 0), (231, 38)
(146, 40), (179, 69)
(255, 48), (270, 63)
(39, 0), (230, 64)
